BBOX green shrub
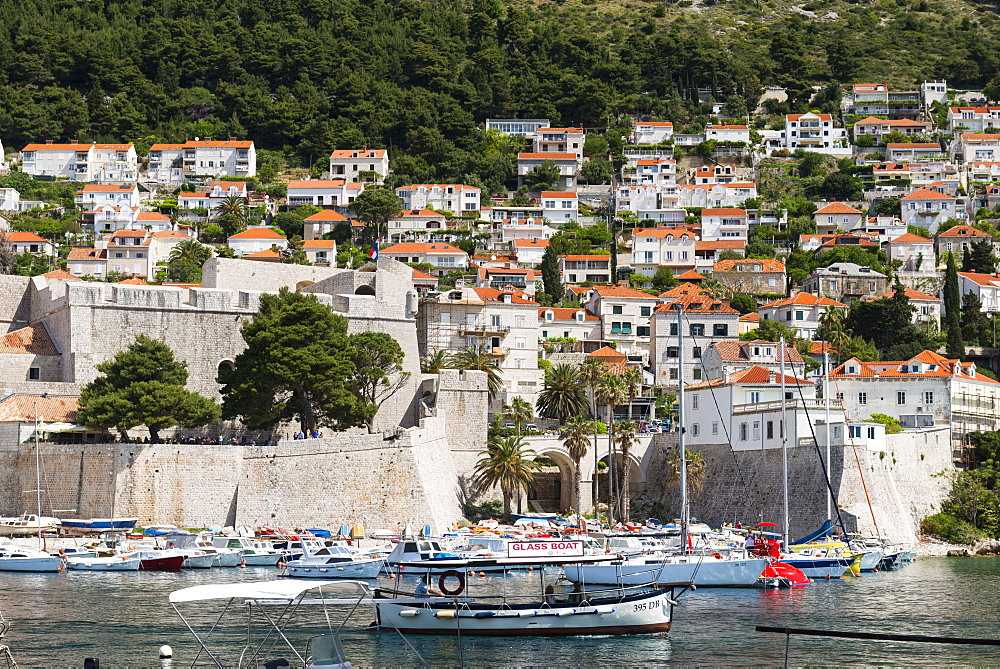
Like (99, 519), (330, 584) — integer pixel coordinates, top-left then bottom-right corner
(921, 512), (982, 544)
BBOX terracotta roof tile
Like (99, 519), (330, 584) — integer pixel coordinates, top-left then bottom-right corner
(229, 228), (287, 240)
(0, 395), (78, 423)
(0, 325), (59, 355)
(708, 340), (803, 364)
(713, 258), (785, 272)
(686, 364), (812, 389)
(760, 292), (847, 308)
(814, 202), (863, 215)
(591, 285), (653, 299)
(382, 242), (465, 254)
(538, 307), (599, 321)
(655, 295), (739, 313)
(900, 188), (955, 200)
(67, 248), (106, 261)
(659, 283), (707, 297)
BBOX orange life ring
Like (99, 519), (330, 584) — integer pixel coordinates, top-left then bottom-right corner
(438, 569), (466, 596)
(711, 552), (722, 559)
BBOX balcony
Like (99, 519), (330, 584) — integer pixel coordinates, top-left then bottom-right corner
(485, 347), (509, 358)
(732, 398), (832, 415)
(459, 321), (510, 336)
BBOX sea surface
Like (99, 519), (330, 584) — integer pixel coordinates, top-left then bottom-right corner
(1, 556), (998, 667)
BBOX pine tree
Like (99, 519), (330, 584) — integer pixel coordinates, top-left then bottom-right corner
(961, 291), (990, 347)
(540, 245), (563, 304)
(944, 253), (964, 360)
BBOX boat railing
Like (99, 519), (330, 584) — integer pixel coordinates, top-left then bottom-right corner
(376, 579), (666, 605)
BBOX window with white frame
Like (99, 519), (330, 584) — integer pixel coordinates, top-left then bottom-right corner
(858, 392), (868, 405)
(897, 391), (906, 405)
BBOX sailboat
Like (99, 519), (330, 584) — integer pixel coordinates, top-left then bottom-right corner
(0, 399), (64, 573)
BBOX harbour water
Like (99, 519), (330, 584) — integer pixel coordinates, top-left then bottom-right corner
(1, 557), (998, 666)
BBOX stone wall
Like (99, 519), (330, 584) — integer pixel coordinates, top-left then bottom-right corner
(0, 274), (32, 331)
(649, 426), (954, 543)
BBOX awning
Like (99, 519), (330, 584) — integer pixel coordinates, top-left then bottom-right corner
(169, 579), (370, 604)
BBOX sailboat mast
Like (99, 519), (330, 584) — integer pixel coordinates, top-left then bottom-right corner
(780, 337), (789, 550)
(34, 399), (42, 551)
(676, 303), (688, 552)
(824, 350), (831, 524)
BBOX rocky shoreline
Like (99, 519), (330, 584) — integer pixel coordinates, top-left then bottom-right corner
(917, 537), (1000, 557)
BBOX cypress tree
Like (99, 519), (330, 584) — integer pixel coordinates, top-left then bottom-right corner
(944, 253), (964, 360)
(540, 245), (563, 304)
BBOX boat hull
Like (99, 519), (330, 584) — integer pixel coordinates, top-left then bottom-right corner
(859, 551), (884, 572)
(60, 518), (138, 535)
(563, 557), (769, 587)
(0, 556), (63, 572)
(778, 556), (854, 579)
(182, 554), (217, 569)
(284, 558), (384, 579)
(67, 557), (141, 571)
(140, 555), (185, 571)
(242, 553), (284, 566)
(374, 590), (672, 637)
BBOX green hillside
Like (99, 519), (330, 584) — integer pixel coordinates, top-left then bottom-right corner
(0, 0), (996, 190)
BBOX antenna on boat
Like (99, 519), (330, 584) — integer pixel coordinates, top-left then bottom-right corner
(779, 338), (789, 551)
(676, 302), (688, 553)
(824, 349), (831, 526)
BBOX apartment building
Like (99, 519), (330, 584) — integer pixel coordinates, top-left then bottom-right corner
(538, 307), (602, 344)
(329, 149), (389, 183)
(813, 202), (864, 234)
(900, 188), (959, 234)
(947, 106), (1000, 132)
(700, 208), (748, 241)
(105, 229), (154, 278)
(631, 122), (674, 145)
(286, 179), (364, 207)
(887, 232), (935, 272)
(395, 183), (480, 214)
(22, 141), (138, 182)
(711, 258), (786, 293)
(517, 152), (578, 191)
(585, 285), (660, 358)
(559, 255), (611, 284)
(649, 295), (740, 384)
(530, 127), (585, 160)
(540, 191), (579, 222)
(758, 292), (847, 340)
(801, 263), (889, 304)
(782, 113), (849, 152)
(955, 134), (1000, 163)
(161, 139), (256, 181)
(631, 228), (698, 277)
(387, 209), (448, 242)
(380, 242), (469, 275)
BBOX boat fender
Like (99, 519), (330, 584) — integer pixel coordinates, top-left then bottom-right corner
(711, 552), (722, 559)
(398, 610), (420, 617)
(434, 610), (457, 619)
(666, 598), (679, 606)
(473, 611), (495, 618)
(438, 569), (466, 596)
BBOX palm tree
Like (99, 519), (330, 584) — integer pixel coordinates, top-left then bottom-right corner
(621, 367), (643, 422)
(450, 344), (503, 400)
(818, 306), (851, 361)
(596, 375), (627, 524)
(536, 364), (588, 425)
(216, 194), (247, 223)
(664, 447), (708, 509)
(578, 358), (605, 507)
(614, 421), (638, 521)
(420, 349), (450, 374)
(504, 396), (534, 436)
(559, 416), (593, 519)
(168, 239), (212, 265)
(473, 436), (542, 522)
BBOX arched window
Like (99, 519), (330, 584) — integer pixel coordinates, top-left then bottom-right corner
(355, 285), (376, 296)
(218, 360), (234, 376)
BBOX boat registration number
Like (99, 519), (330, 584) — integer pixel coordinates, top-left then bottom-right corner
(633, 600), (661, 612)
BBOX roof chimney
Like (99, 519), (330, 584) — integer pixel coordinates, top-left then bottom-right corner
(204, 136), (211, 141)
(45, 140), (53, 145)
(229, 136), (236, 140)
(70, 140), (78, 145)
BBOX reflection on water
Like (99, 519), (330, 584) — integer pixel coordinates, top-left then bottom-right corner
(1, 558), (998, 667)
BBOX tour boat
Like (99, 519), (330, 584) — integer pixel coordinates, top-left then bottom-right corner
(563, 551), (770, 587)
(374, 554), (681, 637)
(0, 514), (60, 536)
(66, 554), (141, 571)
(211, 536), (284, 566)
(282, 543), (385, 579)
(0, 538), (63, 572)
(59, 517), (138, 536)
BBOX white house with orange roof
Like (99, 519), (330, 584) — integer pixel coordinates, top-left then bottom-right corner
(631, 122), (674, 145)
(935, 224), (992, 257)
(395, 183), (481, 214)
(868, 286), (941, 329)
(585, 285), (660, 357)
(329, 149), (388, 183)
(106, 229), (154, 277)
(957, 271), (1000, 313)
(955, 133), (1000, 163)
(150, 229), (196, 262)
(301, 239), (337, 266)
(625, 159), (676, 187)
(540, 191), (578, 221)
(856, 215), (908, 243)
(704, 124), (750, 144)
(700, 208), (748, 241)
(287, 179), (364, 207)
(649, 294), (741, 383)
(700, 340), (807, 391)
(758, 292), (847, 340)
(538, 306), (602, 345)
(630, 228), (698, 277)
(559, 254), (611, 284)
(782, 113), (849, 153)
(75, 184), (140, 209)
(887, 232), (935, 272)
(487, 204), (543, 222)
(813, 202), (864, 234)
(828, 350), (1000, 448)
(851, 84), (890, 115)
(498, 218), (557, 245)
(712, 258), (786, 293)
(529, 127), (585, 160)
(947, 106), (1000, 132)
(517, 152), (578, 191)
(303, 209), (350, 240)
(178, 139), (255, 180)
(967, 161), (1000, 183)
(886, 143), (944, 162)
(227, 227), (288, 257)
(616, 185), (674, 216)
(677, 182), (757, 209)
(380, 242), (468, 275)
(146, 143), (186, 182)
(82, 204), (139, 233)
(22, 141), (138, 182)
(67, 247), (108, 277)
(7, 232), (55, 257)
(387, 209), (448, 242)
(692, 164), (741, 185)
(512, 238), (549, 266)
(684, 365), (835, 452)
(134, 211), (172, 233)
(900, 188), (959, 233)
(694, 240), (745, 270)
(478, 266), (539, 296)
(416, 284), (541, 412)
(853, 117), (932, 141)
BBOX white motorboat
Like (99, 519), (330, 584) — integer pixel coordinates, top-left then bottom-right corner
(0, 514), (60, 536)
(192, 533), (243, 567)
(563, 551), (769, 587)
(211, 536), (284, 566)
(0, 538), (63, 572)
(283, 543), (385, 579)
(384, 539), (457, 573)
(374, 554), (681, 637)
(66, 555), (141, 571)
(162, 533), (230, 568)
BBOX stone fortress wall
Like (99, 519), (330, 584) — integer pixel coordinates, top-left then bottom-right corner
(0, 259), (491, 531)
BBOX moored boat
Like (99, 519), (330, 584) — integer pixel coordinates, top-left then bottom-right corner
(563, 551), (769, 587)
(0, 514), (60, 536)
(66, 555), (140, 571)
(0, 538), (63, 572)
(59, 517), (138, 536)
